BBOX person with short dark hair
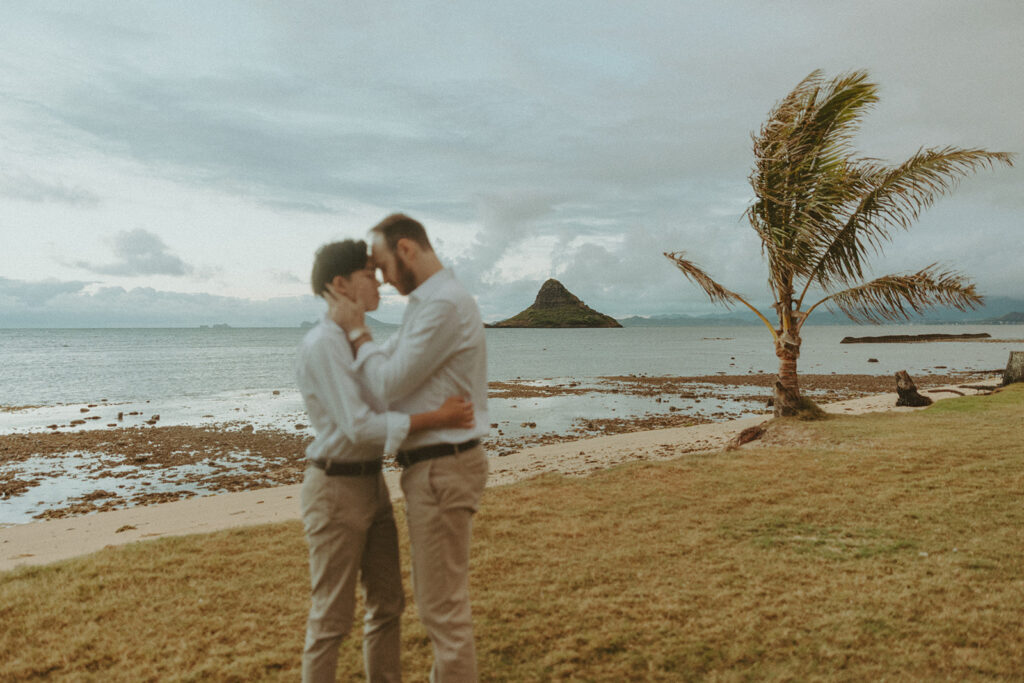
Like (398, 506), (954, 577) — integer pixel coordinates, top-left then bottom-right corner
(297, 238), (476, 683)
(327, 216), (489, 682)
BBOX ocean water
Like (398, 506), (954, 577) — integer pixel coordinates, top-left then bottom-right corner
(0, 323), (1017, 442)
(0, 324), (1015, 408)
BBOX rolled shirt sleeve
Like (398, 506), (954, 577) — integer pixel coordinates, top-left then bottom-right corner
(354, 298), (462, 405)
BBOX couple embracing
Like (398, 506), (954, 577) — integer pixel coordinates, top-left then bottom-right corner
(295, 214), (489, 682)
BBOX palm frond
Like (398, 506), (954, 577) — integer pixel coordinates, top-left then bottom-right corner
(663, 251), (743, 307)
(808, 147), (1014, 291)
(747, 70), (881, 285)
(820, 264), (984, 324)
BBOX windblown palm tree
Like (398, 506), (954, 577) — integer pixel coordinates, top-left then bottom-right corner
(665, 70), (1013, 417)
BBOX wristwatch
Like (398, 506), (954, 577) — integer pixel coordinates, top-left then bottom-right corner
(347, 327), (370, 342)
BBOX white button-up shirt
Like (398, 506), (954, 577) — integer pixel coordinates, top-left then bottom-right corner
(354, 268), (489, 451)
(296, 315), (410, 465)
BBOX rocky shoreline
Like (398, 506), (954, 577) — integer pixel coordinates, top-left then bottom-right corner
(0, 371), (1000, 522)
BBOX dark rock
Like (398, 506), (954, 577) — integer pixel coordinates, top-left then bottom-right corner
(895, 370), (933, 407)
(867, 358), (879, 363)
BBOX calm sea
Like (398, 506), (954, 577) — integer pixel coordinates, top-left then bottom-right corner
(0, 324), (1016, 407)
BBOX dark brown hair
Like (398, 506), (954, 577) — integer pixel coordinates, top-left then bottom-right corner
(370, 213), (433, 253)
(310, 239), (368, 297)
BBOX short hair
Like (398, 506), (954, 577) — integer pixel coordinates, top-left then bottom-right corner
(310, 239), (368, 297)
(370, 213), (433, 253)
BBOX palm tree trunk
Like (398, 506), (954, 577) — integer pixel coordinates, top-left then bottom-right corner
(773, 331), (802, 417)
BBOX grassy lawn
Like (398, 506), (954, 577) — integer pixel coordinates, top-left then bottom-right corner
(2, 384), (1023, 680)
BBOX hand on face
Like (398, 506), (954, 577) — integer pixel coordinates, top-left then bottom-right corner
(324, 280), (366, 332)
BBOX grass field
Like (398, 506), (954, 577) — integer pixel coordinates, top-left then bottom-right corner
(2, 384), (1022, 680)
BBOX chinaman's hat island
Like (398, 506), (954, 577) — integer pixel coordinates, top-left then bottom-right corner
(486, 279), (621, 328)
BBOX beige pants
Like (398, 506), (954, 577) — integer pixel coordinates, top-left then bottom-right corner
(300, 466), (404, 683)
(400, 445), (489, 683)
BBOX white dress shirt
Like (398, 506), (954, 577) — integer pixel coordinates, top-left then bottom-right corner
(354, 268), (489, 451)
(296, 315), (410, 465)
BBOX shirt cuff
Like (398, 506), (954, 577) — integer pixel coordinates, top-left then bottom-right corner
(383, 412), (410, 456)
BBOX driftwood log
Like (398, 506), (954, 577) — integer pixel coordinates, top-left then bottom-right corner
(727, 423), (767, 450)
(1002, 351), (1024, 386)
(895, 370), (933, 407)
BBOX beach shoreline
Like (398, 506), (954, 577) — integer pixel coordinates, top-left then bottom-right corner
(0, 376), (1001, 572)
(0, 371), (997, 523)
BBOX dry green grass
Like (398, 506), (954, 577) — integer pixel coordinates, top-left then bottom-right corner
(2, 385), (1023, 681)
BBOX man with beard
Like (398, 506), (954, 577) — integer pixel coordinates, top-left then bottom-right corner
(298, 238), (475, 682)
(328, 214), (489, 682)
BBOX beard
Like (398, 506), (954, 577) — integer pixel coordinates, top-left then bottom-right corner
(394, 254), (418, 295)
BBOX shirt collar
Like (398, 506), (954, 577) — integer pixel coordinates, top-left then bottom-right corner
(409, 267), (452, 303)
(319, 312), (344, 334)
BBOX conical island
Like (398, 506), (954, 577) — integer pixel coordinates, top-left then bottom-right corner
(488, 279), (622, 328)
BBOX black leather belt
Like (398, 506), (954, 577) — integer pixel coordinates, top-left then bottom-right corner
(396, 439), (480, 469)
(310, 459), (382, 476)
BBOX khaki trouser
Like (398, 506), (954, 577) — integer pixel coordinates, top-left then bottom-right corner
(300, 466), (405, 683)
(401, 445), (489, 683)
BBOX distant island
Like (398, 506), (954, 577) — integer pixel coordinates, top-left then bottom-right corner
(840, 332), (992, 344)
(488, 279), (621, 328)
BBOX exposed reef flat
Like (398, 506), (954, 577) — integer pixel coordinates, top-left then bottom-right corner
(840, 333), (993, 344)
(2, 370), (999, 522)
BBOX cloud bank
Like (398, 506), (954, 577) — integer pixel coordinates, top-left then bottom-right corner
(0, 277), (322, 328)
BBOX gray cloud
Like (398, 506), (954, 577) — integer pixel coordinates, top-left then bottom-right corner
(1, 1), (1020, 320)
(0, 277), (323, 328)
(0, 277), (91, 307)
(0, 173), (99, 206)
(75, 229), (193, 277)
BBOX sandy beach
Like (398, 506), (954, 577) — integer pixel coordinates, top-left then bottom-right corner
(0, 376), (999, 573)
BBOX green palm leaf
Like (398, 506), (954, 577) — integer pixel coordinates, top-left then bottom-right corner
(747, 70), (881, 290)
(808, 147), (1014, 292)
(820, 264), (984, 324)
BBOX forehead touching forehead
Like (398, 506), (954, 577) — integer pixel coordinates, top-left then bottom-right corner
(370, 233), (392, 259)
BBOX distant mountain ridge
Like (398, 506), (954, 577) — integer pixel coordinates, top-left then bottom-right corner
(299, 315), (398, 330)
(980, 312), (1024, 324)
(619, 297), (1024, 326)
(489, 279), (621, 328)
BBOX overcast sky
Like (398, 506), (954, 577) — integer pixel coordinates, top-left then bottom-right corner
(1, 1), (1021, 327)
